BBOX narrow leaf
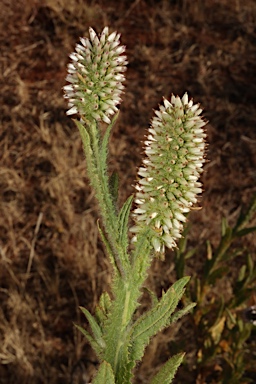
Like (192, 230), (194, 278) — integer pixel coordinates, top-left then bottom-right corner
(149, 353), (185, 384)
(95, 292), (112, 327)
(118, 195), (134, 250)
(100, 112), (119, 166)
(97, 221), (117, 273)
(80, 306), (106, 349)
(143, 287), (159, 307)
(234, 193), (256, 231)
(75, 119), (93, 156)
(131, 228), (152, 283)
(170, 302), (196, 324)
(92, 361), (116, 384)
(75, 324), (103, 357)
(236, 226), (256, 237)
(130, 277), (190, 362)
(109, 171), (119, 209)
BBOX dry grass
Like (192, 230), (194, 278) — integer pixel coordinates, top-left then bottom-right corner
(1, 0), (256, 383)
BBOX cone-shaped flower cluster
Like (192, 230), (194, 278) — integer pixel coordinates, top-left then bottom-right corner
(63, 27), (127, 124)
(131, 93), (207, 254)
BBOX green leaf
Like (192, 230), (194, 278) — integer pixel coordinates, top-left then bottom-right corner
(102, 278), (141, 378)
(131, 228), (152, 283)
(75, 119), (93, 156)
(209, 316), (226, 344)
(118, 195), (134, 251)
(177, 223), (190, 253)
(92, 361), (116, 384)
(236, 226), (256, 237)
(99, 292), (112, 316)
(100, 112), (119, 167)
(170, 302), (196, 324)
(95, 292), (112, 327)
(130, 277), (190, 362)
(75, 324), (103, 358)
(75, 119), (98, 176)
(109, 171), (119, 209)
(238, 265), (246, 282)
(143, 287), (159, 307)
(80, 306), (106, 350)
(221, 217), (229, 236)
(247, 253), (254, 275)
(97, 221), (119, 274)
(149, 352), (185, 384)
(234, 193), (256, 231)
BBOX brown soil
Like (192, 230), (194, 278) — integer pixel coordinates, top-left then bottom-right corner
(0, 0), (256, 383)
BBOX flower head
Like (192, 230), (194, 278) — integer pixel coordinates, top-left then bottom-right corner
(63, 27), (127, 124)
(131, 93), (207, 254)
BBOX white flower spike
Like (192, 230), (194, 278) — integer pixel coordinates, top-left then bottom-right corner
(63, 27), (127, 124)
(131, 93), (207, 254)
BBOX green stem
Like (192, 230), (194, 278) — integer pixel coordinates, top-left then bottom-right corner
(103, 236), (152, 383)
(78, 119), (129, 277)
(103, 276), (141, 384)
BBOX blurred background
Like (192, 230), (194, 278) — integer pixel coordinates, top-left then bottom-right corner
(0, 0), (256, 383)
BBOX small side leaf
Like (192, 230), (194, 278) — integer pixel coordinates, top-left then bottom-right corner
(130, 277), (190, 362)
(118, 195), (134, 250)
(234, 193), (256, 231)
(97, 221), (117, 272)
(95, 292), (112, 327)
(109, 171), (119, 209)
(131, 228), (152, 284)
(75, 324), (103, 358)
(149, 353), (185, 384)
(100, 112), (119, 166)
(236, 226), (256, 237)
(170, 302), (196, 324)
(92, 361), (116, 384)
(80, 306), (106, 350)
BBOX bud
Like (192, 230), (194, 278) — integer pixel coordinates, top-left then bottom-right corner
(63, 27), (127, 124)
(131, 93), (207, 254)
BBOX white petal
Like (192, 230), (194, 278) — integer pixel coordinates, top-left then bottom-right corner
(66, 106), (78, 115)
(108, 31), (117, 42)
(182, 92), (188, 105)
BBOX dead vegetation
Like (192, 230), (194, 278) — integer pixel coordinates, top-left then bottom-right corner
(0, 0), (256, 383)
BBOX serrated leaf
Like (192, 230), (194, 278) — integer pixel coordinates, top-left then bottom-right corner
(118, 195), (133, 251)
(131, 228), (151, 283)
(97, 221), (117, 272)
(143, 287), (159, 307)
(109, 171), (119, 209)
(75, 119), (97, 175)
(149, 353), (185, 384)
(80, 307), (106, 350)
(100, 112), (119, 166)
(95, 292), (112, 326)
(75, 324), (103, 357)
(99, 292), (112, 315)
(92, 361), (116, 384)
(170, 302), (196, 324)
(130, 277), (190, 362)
